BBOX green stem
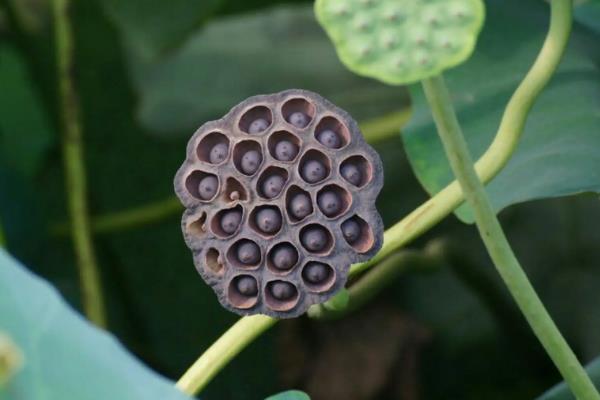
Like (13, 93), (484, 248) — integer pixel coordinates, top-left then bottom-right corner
(422, 71), (599, 400)
(175, 1), (576, 392)
(309, 243), (444, 320)
(176, 315), (276, 395)
(349, 0), (574, 276)
(0, 219), (6, 248)
(53, 0), (106, 328)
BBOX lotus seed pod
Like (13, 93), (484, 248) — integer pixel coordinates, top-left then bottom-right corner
(341, 219), (361, 244)
(209, 142), (229, 164)
(175, 89), (384, 318)
(271, 244), (298, 270)
(236, 276), (258, 296)
(341, 163), (362, 186)
(301, 226), (329, 252)
(220, 209), (242, 234)
(241, 150), (261, 174)
(290, 192), (312, 220)
(303, 262), (330, 284)
(301, 159), (327, 183)
(237, 241), (261, 265)
(261, 174), (285, 199)
(288, 111), (310, 128)
(255, 208), (282, 234)
(274, 140), (298, 161)
(248, 118), (269, 134)
(317, 190), (341, 217)
(317, 129), (341, 149)
(315, 0), (485, 85)
(270, 281), (296, 300)
(198, 175), (218, 200)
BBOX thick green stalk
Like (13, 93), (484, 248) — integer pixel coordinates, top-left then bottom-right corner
(176, 0), (576, 393)
(422, 72), (599, 400)
(53, 0), (106, 328)
(176, 315), (276, 395)
(349, 0), (574, 276)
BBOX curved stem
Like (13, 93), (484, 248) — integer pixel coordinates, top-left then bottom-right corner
(422, 70), (598, 400)
(53, 0), (106, 327)
(176, 315), (276, 395)
(349, 0), (574, 276)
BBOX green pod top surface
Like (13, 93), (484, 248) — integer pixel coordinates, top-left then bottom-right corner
(315, 0), (485, 85)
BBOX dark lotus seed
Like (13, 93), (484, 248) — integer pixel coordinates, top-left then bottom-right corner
(301, 159), (327, 183)
(274, 140), (298, 161)
(236, 276), (258, 296)
(271, 244), (298, 270)
(236, 241), (260, 265)
(290, 192), (312, 220)
(301, 226), (329, 252)
(248, 118), (269, 134)
(198, 175), (218, 200)
(288, 112), (309, 128)
(209, 142), (228, 164)
(317, 190), (341, 217)
(220, 209), (242, 234)
(270, 281), (296, 300)
(317, 129), (341, 149)
(341, 219), (361, 244)
(255, 208), (282, 234)
(261, 174), (285, 198)
(341, 163), (362, 186)
(303, 262), (330, 284)
(241, 150), (261, 174)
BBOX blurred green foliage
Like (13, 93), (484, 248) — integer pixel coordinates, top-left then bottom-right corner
(0, 0), (599, 399)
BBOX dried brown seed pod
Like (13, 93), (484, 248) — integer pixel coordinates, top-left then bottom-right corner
(174, 89), (383, 318)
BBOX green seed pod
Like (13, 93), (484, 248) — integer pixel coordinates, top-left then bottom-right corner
(315, 0), (485, 84)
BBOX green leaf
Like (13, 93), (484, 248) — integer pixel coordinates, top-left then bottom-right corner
(123, 5), (407, 135)
(402, 0), (600, 222)
(0, 44), (53, 178)
(0, 249), (191, 400)
(266, 390), (311, 400)
(536, 357), (600, 400)
(575, 0), (600, 34)
(100, 0), (223, 60)
(315, 0), (485, 85)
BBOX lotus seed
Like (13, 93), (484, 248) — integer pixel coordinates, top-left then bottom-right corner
(248, 118), (269, 134)
(255, 208), (282, 234)
(220, 209), (242, 234)
(289, 192), (312, 220)
(209, 142), (228, 164)
(261, 174), (285, 198)
(236, 241), (260, 265)
(271, 244), (298, 270)
(270, 281), (296, 300)
(341, 219), (361, 244)
(274, 139), (298, 161)
(341, 163), (362, 186)
(240, 150), (261, 174)
(236, 276), (258, 296)
(301, 226), (329, 252)
(301, 159), (327, 183)
(303, 262), (330, 284)
(288, 112), (310, 128)
(317, 129), (342, 149)
(198, 175), (218, 200)
(317, 190), (342, 217)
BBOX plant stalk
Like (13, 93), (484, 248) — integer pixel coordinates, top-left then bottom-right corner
(176, 315), (276, 395)
(422, 73), (599, 400)
(350, 0), (575, 276)
(53, 0), (106, 328)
